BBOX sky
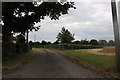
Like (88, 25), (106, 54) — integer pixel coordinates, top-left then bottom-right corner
(29, 1), (116, 43)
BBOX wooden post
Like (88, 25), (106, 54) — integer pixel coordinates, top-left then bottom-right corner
(111, 0), (120, 72)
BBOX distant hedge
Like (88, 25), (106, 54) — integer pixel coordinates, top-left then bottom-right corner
(35, 44), (103, 50)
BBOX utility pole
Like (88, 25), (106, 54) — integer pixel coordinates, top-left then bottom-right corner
(111, 0), (120, 72)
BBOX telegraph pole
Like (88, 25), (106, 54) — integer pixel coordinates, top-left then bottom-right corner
(111, 0), (120, 72)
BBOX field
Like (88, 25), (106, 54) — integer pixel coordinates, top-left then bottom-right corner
(58, 47), (116, 72)
(80, 46), (115, 56)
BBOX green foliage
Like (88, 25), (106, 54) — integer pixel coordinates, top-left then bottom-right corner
(3, 49), (37, 67)
(29, 41), (34, 48)
(80, 39), (89, 44)
(38, 44), (103, 50)
(2, 2), (76, 58)
(2, 42), (15, 59)
(15, 43), (28, 54)
(16, 34), (25, 44)
(90, 39), (99, 45)
(2, 2), (76, 34)
(72, 40), (81, 44)
(108, 40), (115, 46)
(41, 40), (48, 45)
(99, 40), (108, 46)
(47, 42), (52, 44)
(53, 40), (59, 44)
(56, 27), (74, 43)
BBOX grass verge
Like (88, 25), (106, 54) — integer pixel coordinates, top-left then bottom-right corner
(3, 48), (38, 67)
(57, 49), (116, 72)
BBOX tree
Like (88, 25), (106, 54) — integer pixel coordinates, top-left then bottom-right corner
(80, 39), (89, 44)
(90, 39), (99, 45)
(2, 1), (76, 57)
(72, 40), (80, 44)
(56, 27), (74, 43)
(99, 40), (107, 46)
(47, 42), (52, 44)
(53, 40), (59, 44)
(34, 41), (41, 47)
(16, 34), (25, 44)
(2, 2), (76, 41)
(29, 41), (34, 47)
(108, 40), (115, 46)
(41, 40), (47, 45)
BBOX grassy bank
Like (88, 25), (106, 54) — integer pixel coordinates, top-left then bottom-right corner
(59, 49), (116, 72)
(3, 48), (38, 67)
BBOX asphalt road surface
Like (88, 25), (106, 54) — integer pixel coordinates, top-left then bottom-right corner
(0, 42), (2, 79)
(3, 49), (104, 78)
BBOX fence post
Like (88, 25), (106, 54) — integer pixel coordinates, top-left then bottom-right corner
(111, 0), (120, 72)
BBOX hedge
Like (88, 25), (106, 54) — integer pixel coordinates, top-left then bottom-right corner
(34, 44), (103, 50)
(3, 42), (31, 60)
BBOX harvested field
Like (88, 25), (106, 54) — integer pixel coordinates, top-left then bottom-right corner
(103, 46), (115, 53)
(80, 46), (115, 56)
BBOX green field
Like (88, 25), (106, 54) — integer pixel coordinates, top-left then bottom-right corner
(59, 49), (116, 72)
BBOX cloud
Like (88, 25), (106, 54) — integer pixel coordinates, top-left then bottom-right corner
(29, 2), (114, 42)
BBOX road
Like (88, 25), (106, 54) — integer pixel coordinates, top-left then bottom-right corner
(0, 42), (2, 79)
(3, 49), (104, 78)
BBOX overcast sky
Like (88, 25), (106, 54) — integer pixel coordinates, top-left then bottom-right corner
(29, 1), (115, 43)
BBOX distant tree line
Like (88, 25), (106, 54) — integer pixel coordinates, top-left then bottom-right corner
(72, 39), (115, 46)
(29, 27), (115, 47)
(29, 39), (115, 47)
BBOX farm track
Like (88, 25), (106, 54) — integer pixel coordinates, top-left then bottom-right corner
(3, 49), (103, 78)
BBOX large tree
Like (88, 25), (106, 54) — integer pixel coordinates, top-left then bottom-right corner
(56, 27), (74, 43)
(80, 39), (89, 44)
(108, 40), (115, 46)
(16, 34), (25, 44)
(2, 1), (76, 40)
(2, 1), (76, 57)
(99, 40), (107, 46)
(90, 39), (99, 45)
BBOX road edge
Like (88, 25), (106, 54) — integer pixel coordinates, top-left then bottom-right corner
(49, 49), (120, 79)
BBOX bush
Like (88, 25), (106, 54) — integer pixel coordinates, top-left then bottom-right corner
(15, 43), (28, 54)
(2, 42), (15, 59)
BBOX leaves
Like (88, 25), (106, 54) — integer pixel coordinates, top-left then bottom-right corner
(56, 27), (74, 43)
(2, 2), (76, 34)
